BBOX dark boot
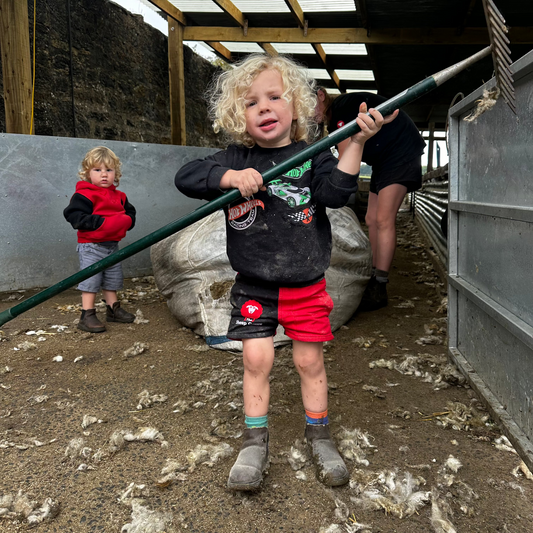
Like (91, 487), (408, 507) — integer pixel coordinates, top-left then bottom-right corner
(106, 301), (135, 323)
(358, 276), (388, 311)
(305, 424), (349, 487)
(227, 427), (269, 491)
(78, 309), (106, 333)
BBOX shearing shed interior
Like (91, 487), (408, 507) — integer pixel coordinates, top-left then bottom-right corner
(1, 1), (533, 532)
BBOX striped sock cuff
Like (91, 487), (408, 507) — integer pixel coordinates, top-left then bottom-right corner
(305, 409), (329, 425)
(245, 415), (268, 428)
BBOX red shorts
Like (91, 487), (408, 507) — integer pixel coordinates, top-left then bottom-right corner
(227, 276), (334, 343)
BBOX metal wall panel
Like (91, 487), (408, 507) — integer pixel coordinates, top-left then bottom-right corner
(0, 134), (216, 291)
(414, 168), (448, 268)
(448, 49), (533, 469)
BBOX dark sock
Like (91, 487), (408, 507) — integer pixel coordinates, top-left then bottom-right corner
(375, 269), (389, 283)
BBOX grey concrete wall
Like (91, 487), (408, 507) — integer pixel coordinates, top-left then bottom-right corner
(448, 49), (533, 469)
(0, 134), (217, 291)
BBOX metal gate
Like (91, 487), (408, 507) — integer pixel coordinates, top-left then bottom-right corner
(448, 49), (533, 470)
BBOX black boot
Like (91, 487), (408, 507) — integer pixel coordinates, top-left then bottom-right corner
(78, 309), (106, 333)
(227, 427), (269, 491)
(305, 424), (349, 487)
(358, 276), (388, 311)
(106, 301), (135, 323)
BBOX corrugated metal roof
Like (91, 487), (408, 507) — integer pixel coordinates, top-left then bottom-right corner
(336, 70), (375, 81)
(321, 44), (367, 56)
(271, 43), (315, 54)
(167, 0), (222, 12)
(298, 0), (355, 12)
(132, 0), (533, 130)
(221, 42), (263, 53)
(229, 0), (290, 13)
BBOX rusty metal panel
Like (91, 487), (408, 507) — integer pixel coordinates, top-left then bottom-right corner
(0, 134), (215, 291)
(448, 49), (533, 469)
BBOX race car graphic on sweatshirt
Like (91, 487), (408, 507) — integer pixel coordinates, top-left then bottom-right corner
(267, 179), (311, 208)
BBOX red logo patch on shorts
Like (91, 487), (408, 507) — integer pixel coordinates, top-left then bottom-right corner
(241, 300), (263, 322)
(337, 120), (345, 128)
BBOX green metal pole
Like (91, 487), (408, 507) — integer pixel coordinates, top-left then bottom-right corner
(0, 47), (492, 328)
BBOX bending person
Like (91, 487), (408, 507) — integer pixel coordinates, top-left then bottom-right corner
(316, 90), (426, 310)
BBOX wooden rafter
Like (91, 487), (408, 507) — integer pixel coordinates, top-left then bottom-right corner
(205, 41), (233, 61)
(147, 0), (186, 25)
(284, 0), (305, 28)
(260, 43), (279, 56)
(212, 0), (247, 28)
(355, 0), (382, 93)
(312, 44), (341, 90)
(183, 26), (532, 44)
(456, 0), (478, 36)
(354, 0), (368, 31)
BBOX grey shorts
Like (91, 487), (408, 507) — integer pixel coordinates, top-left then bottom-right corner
(76, 242), (124, 293)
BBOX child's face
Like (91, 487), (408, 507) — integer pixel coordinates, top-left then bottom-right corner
(244, 69), (297, 148)
(89, 162), (115, 188)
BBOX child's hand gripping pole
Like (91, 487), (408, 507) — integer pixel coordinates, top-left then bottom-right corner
(0, 46), (493, 328)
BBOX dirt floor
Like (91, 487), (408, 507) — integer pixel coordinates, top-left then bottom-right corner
(1, 213), (533, 533)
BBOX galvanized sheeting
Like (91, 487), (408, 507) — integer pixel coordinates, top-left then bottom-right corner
(448, 49), (533, 469)
(0, 134), (214, 292)
(414, 168), (449, 267)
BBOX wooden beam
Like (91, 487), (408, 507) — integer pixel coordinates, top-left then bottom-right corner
(205, 41), (233, 61)
(0, 0), (32, 134)
(147, 0), (186, 25)
(312, 44), (341, 90)
(260, 43), (279, 56)
(354, 0), (368, 30)
(168, 17), (186, 145)
(183, 26), (532, 44)
(212, 0), (247, 28)
(354, 0), (383, 93)
(284, 0), (305, 28)
(456, 0), (477, 36)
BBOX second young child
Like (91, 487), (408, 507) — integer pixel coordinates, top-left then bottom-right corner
(175, 54), (397, 491)
(64, 146), (136, 333)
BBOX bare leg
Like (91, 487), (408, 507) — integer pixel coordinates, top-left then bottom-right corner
(102, 289), (118, 306)
(228, 337), (274, 491)
(292, 340), (328, 412)
(293, 340), (349, 487)
(366, 183), (407, 272)
(81, 291), (97, 310)
(365, 192), (379, 268)
(242, 337), (275, 417)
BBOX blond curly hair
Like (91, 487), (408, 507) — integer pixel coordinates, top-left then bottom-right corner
(79, 146), (122, 185)
(209, 54), (319, 147)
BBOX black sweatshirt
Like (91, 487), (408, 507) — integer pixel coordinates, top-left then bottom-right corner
(175, 141), (359, 286)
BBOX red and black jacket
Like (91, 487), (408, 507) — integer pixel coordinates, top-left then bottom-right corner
(64, 181), (136, 243)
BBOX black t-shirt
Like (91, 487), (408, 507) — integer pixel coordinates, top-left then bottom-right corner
(328, 92), (426, 170)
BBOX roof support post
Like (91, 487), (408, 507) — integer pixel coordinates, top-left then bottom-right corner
(168, 17), (186, 145)
(0, 0), (32, 134)
(427, 122), (435, 172)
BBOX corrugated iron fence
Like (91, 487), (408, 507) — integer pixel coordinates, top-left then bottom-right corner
(414, 165), (449, 269)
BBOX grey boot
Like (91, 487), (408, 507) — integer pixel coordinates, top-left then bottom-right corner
(305, 424), (349, 487)
(227, 427), (269, 491)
